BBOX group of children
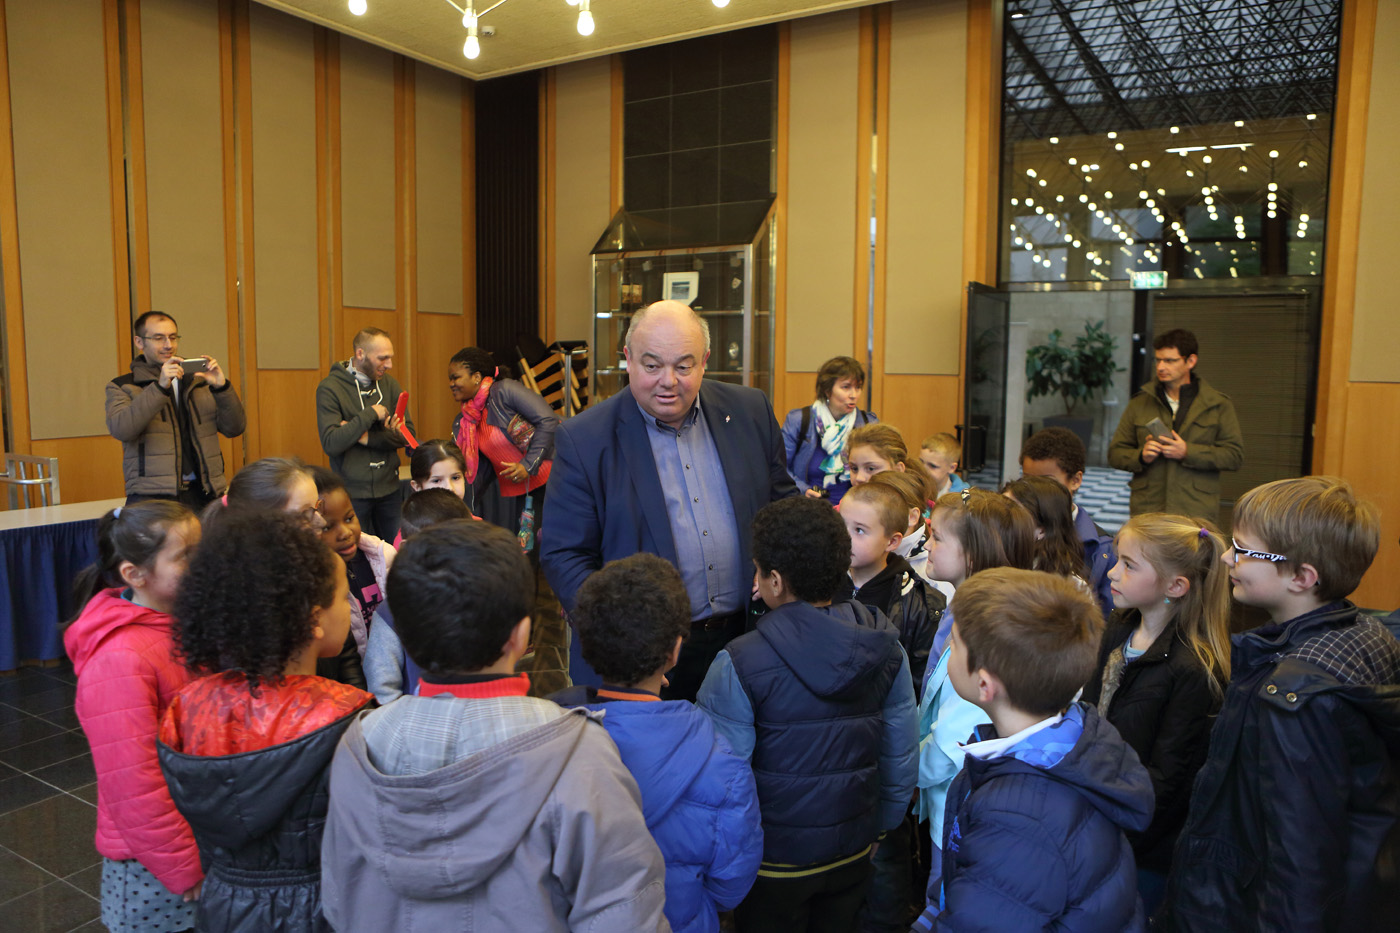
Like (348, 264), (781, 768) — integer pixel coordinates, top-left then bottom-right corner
(60, 410), (1400, 931)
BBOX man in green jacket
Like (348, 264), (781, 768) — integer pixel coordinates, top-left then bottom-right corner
(1107, 329), (1243, 520)
(316, 327), (413, 541)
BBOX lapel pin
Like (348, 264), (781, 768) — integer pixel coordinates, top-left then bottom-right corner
(725, 415), (731, 423)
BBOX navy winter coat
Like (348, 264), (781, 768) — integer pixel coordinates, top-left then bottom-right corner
(549, 688), (763, 933)
(928, 703), (1154, 932)
(1162, 602), (1400, 932)
(697, 599), (918, 866)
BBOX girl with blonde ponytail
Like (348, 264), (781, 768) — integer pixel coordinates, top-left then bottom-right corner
(1081, 513), (1232, 913)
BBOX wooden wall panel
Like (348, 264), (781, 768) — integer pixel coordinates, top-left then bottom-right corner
(880, 374), (961, 450)
(339, 37), (396, 311)
(140, 0), (228, 364)
(785, 13), (860, 370)
(256, 369), (325, 466)
(30, 436), (126, 504)
(782, 371), (815, 422)
(1349, 0), (1400, 382)
(552, 58), (612, 343)
(414, 61), (464, 316)
(885, 0), (966, 376)
(1338, 382), (1400, 609)
(8, 0), (120, 439)
(249, 5), (318, 370)
(414, 311), (467, 440)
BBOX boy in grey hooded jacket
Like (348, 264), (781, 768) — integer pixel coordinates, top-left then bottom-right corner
(321, 520), (669, 933)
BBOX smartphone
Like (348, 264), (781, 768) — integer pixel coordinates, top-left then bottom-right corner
(1145, 417), (1172, 441)
(180, 357), (209, 376)
(394, 391), (409, 422)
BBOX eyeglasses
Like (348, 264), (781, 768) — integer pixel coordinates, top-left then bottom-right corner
(1230, 538), (1288, 563)
(141, 333), (180, 345)
(299, 502), (327, 533)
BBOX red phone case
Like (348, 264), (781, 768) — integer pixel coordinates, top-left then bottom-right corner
(394, 392), (409, 422)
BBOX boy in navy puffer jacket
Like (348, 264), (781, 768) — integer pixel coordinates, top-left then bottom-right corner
(551, 553), (762, 933)
(913, 567), (1154, 932)
(698, 497), (918, 933)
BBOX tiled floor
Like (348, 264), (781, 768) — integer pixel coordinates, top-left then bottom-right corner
(0, 663), (106, 933)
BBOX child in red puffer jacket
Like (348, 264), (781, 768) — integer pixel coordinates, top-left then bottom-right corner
(64, 500), (204, 932)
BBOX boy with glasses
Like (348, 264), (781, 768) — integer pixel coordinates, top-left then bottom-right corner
(1162, 476), (1400, 931)
(106, 311), (245, 508)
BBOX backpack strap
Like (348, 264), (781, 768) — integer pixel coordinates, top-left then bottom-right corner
(798, 405), (813, 450)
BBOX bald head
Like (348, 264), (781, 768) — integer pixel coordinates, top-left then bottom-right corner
(623, 300), (711, 429)
(625, 300), (710, 356)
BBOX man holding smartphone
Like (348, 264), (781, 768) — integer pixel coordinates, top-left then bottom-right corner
(1108, 328), (1243, 521)
(105, 310), (247, 508)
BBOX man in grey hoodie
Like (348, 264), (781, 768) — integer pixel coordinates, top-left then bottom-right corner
(321, 520), (670, 932)
(315, 327), (414, 541)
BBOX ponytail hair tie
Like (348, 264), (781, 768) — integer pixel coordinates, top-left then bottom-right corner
(1199, 527), (1210, 538)
(221, 494), (229, 506)
(113, 506), (122, 519)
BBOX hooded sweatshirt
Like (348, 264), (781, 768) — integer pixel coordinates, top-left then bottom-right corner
(914, 703), (1155, 932)
(697, 599), (919, 868)
(64, 588), (201, 894)
(550, 687), (763, 933)
(320, 693), (670, 932)
(314, 362), (413, 500)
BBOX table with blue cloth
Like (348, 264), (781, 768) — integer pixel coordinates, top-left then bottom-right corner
(0, 498), (122, 671)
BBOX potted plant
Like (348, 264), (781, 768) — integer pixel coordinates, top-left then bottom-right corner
(1025, 320), (1123, 451)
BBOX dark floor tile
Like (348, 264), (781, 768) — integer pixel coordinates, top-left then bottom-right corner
(69, 783), (98, 806)
(39, 663), (78, 686)
(64, 863), (103, 899)
(0, 703), (34, 726)
(68, 921), (108, 932)
(9, 684), (78, 717)
(0, 879), (101, 932)
(0, 667), (54, 702)
(0, 793), (100, 878)
(0, 772), (63, 816)
(33, 755), (96, 792)
(38, 707), (82, 731)
(0, 843), (58, 903)
(0, 714), (65, 754)
(0, 730), (91, 772)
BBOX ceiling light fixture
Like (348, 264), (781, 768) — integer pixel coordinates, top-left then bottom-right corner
(349, 0), (367, 14)
(577, 0), (595, 35)
(713, 0), (731, 7)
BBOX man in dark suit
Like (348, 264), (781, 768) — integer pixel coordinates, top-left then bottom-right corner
(541, 301), (796, 700)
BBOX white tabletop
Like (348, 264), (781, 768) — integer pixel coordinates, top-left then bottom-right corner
(0, 497), (126, 533)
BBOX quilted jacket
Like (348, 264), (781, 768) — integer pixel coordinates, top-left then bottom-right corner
(158, 673), (372, 932)
(550, 687), (763, 933)
(65, 588), (201, 894)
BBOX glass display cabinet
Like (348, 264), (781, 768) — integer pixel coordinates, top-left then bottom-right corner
(590, 198), (776, 403)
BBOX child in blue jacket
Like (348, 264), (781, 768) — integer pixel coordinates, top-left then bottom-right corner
(552, 553), (763, 933)
(913, 567), (1154, 932)
(698, 496), (918, 933)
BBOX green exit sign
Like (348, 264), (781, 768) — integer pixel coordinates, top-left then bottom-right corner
(1130, 270), (1168, 290)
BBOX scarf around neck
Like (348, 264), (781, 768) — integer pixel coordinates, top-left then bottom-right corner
(455, 376), (494, 483)
(813, 398), (858, 488)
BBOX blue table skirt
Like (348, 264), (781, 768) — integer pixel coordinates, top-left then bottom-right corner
(0, 518), (99, 670)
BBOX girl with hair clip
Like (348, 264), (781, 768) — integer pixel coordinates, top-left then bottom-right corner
(1001, 474), (1089, 583)
(408, 438), (468, 500)
(157, 510), (373, 933)
(1080, 514), (1231, 914)
(63, 500), (204, 932)
(448, 347), (558, 551)
(916, 489), (1037, 911)
(200, 456), (325, 533)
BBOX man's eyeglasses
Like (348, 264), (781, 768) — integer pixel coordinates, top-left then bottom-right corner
(1230, 538), (1288, 563)
(141, 333), (180, 345)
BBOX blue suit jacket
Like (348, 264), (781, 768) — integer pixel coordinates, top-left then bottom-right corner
(541, 380), (797, 613)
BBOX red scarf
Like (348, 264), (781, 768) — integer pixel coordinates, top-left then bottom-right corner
(455, 376), (494, 483)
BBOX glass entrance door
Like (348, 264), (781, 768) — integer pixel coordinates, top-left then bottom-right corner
(962, 283), (1011, 485)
